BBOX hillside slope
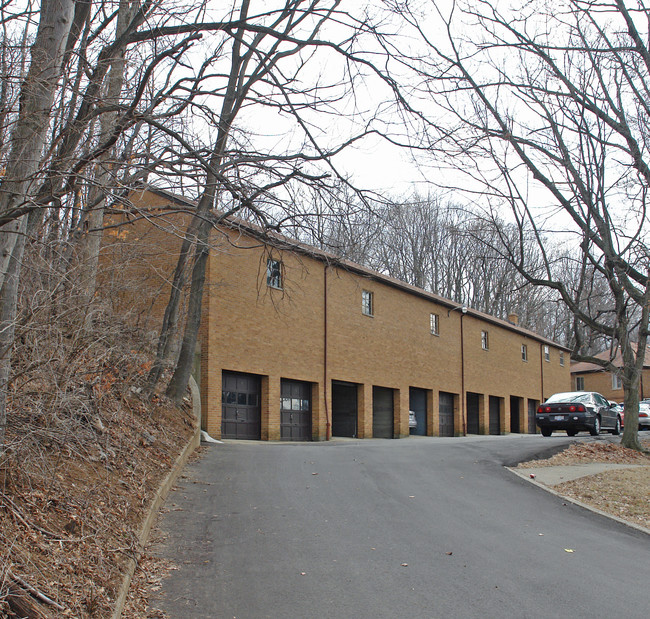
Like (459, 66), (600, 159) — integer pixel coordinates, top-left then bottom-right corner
(0, 310), (195, 618)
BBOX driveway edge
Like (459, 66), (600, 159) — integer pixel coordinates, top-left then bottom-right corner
(111, 377), (203, 619)
(506, 466), (650, 536)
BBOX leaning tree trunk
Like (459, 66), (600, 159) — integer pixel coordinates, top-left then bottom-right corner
(0, 0), (76, 452)
(165, 224), (210, 403)
(161, 0), (253, 402)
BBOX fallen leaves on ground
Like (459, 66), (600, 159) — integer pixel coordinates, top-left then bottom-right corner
(518, 438), (650, 529)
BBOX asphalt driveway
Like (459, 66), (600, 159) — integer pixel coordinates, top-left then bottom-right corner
(151, 435), (648, 618)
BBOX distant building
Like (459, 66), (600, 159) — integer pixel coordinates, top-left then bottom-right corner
(102, 187), (571, 440)
(571, 346), (650, 402)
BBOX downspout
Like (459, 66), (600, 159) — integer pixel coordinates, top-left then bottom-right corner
(460, 311), (466, 435)
(324, 263), (331, 440)
(540, 343), (545, 403)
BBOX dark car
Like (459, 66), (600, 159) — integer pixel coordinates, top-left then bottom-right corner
(536, 391), (621, 437)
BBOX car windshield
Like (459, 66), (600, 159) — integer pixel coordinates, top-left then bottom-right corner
(545, 392), (592, 404)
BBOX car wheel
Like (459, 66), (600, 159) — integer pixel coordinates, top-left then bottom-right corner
(611, 416), (621, 435)
(566, 429), (578, 437)
(589, 416), (600, 436)
(541, 428), (552, 437)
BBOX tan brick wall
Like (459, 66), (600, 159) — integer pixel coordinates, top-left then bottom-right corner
(102, 190), (571, 440)
(99, 189), (194, 338)
(201, 226), (570, 439)
(572, 368), (650, 402)
(202, 229), (327, 439)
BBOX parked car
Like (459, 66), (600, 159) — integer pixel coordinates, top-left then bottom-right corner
(639, 401), (650, 430)
(536, 391), (621, 437)
(409, 410), (417, 432)
(609, 401), (624, 427)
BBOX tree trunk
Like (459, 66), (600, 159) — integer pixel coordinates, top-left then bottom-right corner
(143, 224), (197, 397)
(0, 0), (76, 452)
(165, 222), (210, 402)
(76, 0), (135, 329)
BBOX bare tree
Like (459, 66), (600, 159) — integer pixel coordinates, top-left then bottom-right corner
(386, 0), (650, 449)
(150, 0), (393, 401)
(0, 0), (77, 451)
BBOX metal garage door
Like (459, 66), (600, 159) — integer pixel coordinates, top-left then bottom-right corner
(221, 371), (261, 440)
(373, 386), (394, 438)
(281, 379), (312, 441)
(510, 396), (521, 433)
(439, 392), (455, 437)
(489, 396), (501, 435)
(528, 400), (538, 434)
(332, 381), (357, 437)
(409, 387), (427, 436)
(467, 392), (480, 434)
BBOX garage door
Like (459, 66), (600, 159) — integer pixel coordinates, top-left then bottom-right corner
(221, 371), (261, 440)
(281, 379), (312, 441)
(373, 386), (394, 438)
(510, 396), (521, 433)
(409, 387), (427, 436)
(439, 392), (455, 437)
(467, 392), (480, 434)
(332, 381), (357, 437)
(528, 400), (538, 434)
(489, 396), (501, 435)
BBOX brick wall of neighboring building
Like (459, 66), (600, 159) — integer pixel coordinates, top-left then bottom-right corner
(571, 368), (650, 402)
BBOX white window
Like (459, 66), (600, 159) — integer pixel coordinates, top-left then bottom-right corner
(576, 376), (585, 390)
(560, 352), (565, 367)
(430, 313), (439, 335)
(521, 344), (528, 362)
(544, 345), (550, 362)
(266, 258), (282, 289)
(362, 290), (373, 316)
(481, 330), (489, 350)
(612, 373), (622, 390)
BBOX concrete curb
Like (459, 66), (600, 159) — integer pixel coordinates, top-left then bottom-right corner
(506, 467), (650, 536)
(111, 377), (202, 619)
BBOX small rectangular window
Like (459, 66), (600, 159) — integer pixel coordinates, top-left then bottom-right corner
(430, 313), (439, 335)
(544, 345), (550, 362)
(481, 330), (489, 350)
(267, 258), (282, 289)
(612, 374), (622, 390)
(576, 376), (585, 390)
(521, 344), (528, 362)
(362, 290), (373, 316)
(560, 352), (565, 367)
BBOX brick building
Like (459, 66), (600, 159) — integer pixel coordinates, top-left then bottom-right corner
(103, 188), (571, 440)
(571, 346), (650, 403)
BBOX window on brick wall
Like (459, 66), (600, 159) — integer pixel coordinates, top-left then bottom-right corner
(362, 290), (373, 316)
(267, 258), (282, 289)
(612, 373), (622, 390)
(430, 313), (439, 335)
(544, 345), (550, 362)
(521, 344), (528, 361)
(560, 352), (565, 366)
(576, 376), (585, 390)
(481, 330), (489, 350)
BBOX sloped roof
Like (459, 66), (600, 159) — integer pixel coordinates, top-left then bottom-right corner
(571, 344), (650, 374)
(136, 185), (571, 352)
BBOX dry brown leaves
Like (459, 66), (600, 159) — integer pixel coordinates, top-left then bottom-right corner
(519, 438), (650, 530)
(0, 352), (194, 618)
(517, 438), (650, 467)
(556, 468), (650, 529)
